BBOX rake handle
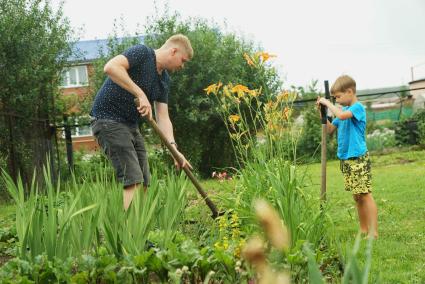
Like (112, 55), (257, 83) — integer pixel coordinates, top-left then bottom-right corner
(146, 117), (220, 219)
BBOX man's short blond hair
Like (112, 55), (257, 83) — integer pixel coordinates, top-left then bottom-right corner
(331, 75), (356, 95)
(164, 34), (194, 59)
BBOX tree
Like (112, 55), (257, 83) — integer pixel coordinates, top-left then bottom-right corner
(0, 0), (74, 184)
(143, 11), (282, 175)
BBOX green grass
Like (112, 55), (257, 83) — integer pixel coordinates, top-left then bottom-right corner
(302, 149), (425, 283)
(0, 203), (14, 219)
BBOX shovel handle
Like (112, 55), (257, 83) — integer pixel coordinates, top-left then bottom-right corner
(146, 117), (220, 219)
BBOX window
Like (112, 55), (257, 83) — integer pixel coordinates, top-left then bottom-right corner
(63, 116), (93, 138)
(61, 65), (88, 87)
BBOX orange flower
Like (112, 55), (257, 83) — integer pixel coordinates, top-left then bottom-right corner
(277, 91), (289, 102)
(249, 89), (259, 97)
(282, 107), (291, 121)
(229, 114), (241, 124)
(243, 53), (255, 66)
(231, 84), (250, 93)
(255, 51), (276, 63)
(203, 82), (222, 95)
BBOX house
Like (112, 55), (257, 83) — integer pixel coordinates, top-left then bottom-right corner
(409, 79), (425, 112)
(409, 62), (425, 112)
(60, 37), (144, 151)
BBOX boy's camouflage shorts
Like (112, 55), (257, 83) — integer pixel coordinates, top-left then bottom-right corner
(340, 152), (372, 195)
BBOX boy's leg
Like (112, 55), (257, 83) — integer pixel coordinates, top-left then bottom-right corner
(364, 193), (378, 238)
(353, 194), (368, 234)
(354, 193), (378, 237)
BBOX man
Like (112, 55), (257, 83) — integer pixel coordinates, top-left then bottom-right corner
(90, 34), (193, 210)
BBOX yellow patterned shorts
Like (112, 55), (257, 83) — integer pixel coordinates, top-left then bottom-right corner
(340, 152), (372, 194)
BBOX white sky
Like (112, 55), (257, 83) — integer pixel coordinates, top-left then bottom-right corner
(51, 0), (425, 91)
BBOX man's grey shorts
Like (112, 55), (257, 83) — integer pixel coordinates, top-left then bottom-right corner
(91, 119), (150, 187)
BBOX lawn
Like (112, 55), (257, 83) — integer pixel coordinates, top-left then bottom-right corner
(175, 148), (425, 282)
(302, 149), (425, 283)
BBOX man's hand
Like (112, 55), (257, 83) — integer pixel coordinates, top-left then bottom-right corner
(173, 150), (193, 170)
(137, 94), (152, 120)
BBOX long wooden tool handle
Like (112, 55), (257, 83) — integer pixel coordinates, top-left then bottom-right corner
(146, 118), (220, 219)
(320, 80), (330, 202)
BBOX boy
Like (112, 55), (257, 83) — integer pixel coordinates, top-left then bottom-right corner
(317, 75), (378, 238)
(90, 34), (193, 210)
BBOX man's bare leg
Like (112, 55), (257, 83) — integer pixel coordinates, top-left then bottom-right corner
(123, 183), (139, 211)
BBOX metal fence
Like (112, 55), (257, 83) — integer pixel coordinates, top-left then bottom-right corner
(0, 112), (57, 187)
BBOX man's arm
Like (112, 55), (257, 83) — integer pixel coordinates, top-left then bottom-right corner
(155, 102), (192, 169)
(104, 55), (152, 118)
(154, 101), (175, 146)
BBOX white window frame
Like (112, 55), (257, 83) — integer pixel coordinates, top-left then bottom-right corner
(62, 116), (93, 138)
(60, 65), (89, 88)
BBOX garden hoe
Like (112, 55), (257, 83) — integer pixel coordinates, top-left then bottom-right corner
(135, 98), (221, 219)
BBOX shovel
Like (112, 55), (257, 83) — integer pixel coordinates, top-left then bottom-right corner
(135, 99), (220, 219)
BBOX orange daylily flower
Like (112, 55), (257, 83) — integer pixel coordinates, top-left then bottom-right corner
(243, 53), (255, 66)
(282, 107), (291, 121)
(204, 82), (223, 95)
(231, 84), (250, 93)
(229, 114), (241, 123)
(255, 52), (276, 63)
(277, 91), (289, 102)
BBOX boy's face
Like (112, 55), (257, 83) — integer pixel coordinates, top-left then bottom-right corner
(167, 47), (189, 72)
(332, 89), (355, 106)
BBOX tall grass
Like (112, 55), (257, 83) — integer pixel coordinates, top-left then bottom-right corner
(2, 164), (189, 262)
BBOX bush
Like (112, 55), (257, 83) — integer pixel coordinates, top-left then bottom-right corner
(395, 109), (425, 146)
(367, 128), (396, 152)
(297, 106), (337, 162)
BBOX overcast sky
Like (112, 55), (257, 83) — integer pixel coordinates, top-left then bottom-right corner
(51, 0), (425, 91)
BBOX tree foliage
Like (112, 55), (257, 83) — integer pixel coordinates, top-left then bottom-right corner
(143, 11), (282, 175)
(0, 0), (74, 183)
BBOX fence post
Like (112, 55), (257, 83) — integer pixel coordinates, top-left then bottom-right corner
(63, 115), (74, 173)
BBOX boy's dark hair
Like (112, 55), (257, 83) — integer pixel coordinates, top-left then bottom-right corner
(331, 75), (356, 95)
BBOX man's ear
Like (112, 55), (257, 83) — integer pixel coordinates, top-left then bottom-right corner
(171, 47), (178, 55)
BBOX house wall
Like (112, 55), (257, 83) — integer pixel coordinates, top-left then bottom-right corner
(409, 79), (425, 111)
(60, 63), (98, 152)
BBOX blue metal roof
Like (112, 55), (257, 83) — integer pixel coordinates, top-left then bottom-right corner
(68, 36), (145, 62)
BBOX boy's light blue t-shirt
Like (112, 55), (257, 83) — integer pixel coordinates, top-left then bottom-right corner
(332, 102), (368, 160)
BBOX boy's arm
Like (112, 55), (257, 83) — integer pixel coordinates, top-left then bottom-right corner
(316, 97), (337, 135)
(327, 120), (336, 135)
(317, 97), (353, 120)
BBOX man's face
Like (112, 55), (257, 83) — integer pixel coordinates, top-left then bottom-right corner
(168, 48), (189, 72)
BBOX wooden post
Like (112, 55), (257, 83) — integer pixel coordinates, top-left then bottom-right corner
(63, 115), (74, 173)
(320, 81), (330, 202)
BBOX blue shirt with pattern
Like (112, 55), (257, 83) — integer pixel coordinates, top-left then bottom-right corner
(332, 102), (368, 160)
(90, 44), (170, 126)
